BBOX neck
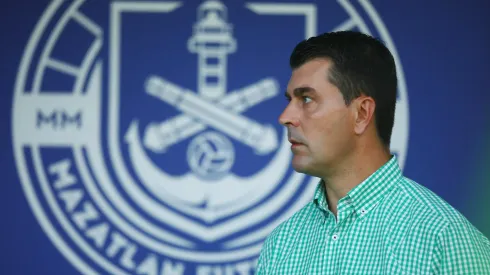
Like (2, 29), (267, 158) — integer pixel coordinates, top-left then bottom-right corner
(321, 141), (391, 217)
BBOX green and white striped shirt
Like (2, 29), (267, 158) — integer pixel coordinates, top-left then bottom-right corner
(256, 156), (490, 274)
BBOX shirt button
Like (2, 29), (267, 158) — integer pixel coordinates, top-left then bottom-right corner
(332, 234), (339, 241)
(360, 208), (367, 215)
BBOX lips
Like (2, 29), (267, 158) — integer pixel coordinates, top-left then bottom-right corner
(288, 138), (304, 147)
(287, 130), (305, 147)
(291, 143), (302, 149)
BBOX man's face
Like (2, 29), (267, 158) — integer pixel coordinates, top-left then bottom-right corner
(280, 58), (355, 176)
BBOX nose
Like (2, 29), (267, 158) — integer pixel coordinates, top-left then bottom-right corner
(278, 103), (299, 127)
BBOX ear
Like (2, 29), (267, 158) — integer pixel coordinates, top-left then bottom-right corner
(353, 96), (376, 135)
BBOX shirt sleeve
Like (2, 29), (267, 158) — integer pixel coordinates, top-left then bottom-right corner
(431, 220), (490, 274)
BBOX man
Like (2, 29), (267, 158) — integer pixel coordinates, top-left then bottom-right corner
(255, 31), (490, 274)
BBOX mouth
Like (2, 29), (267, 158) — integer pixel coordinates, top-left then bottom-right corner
(291, 144), (302, 150)
(289, 139), (305, 148)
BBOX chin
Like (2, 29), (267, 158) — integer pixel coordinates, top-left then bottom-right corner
(291, 155), (325, 178)
(291, 157), (313, 174)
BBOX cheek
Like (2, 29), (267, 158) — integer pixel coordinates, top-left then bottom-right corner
(309, 109), (352, 148)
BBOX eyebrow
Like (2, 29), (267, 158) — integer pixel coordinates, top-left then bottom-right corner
(284, 86), (316, 99)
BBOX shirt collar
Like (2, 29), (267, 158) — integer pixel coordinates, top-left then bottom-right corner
(313, 181), (329, 213)
(313, 155), (402, 216)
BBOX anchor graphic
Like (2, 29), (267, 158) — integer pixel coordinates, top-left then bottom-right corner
(123, 0), (288, 220)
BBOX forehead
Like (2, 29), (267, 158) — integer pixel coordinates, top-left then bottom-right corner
(287, 58), (334, 92)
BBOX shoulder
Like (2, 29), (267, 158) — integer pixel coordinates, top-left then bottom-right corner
(395, 177), (490, 270)
(397, 176), (476, 228)
(255, 201), (321, 273)
(260, 201), (320, 250)
(380, 176), (463, 239)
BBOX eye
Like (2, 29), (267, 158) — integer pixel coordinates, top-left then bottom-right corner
(302, 96), (312, 103)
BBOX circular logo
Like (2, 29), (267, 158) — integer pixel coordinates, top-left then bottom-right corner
(187, 131), (235, 180)
(12, 1), (409, 274)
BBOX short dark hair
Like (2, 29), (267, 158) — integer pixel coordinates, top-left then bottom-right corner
(289, 31), (397, 148)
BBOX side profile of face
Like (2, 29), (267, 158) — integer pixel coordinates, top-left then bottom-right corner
(280, 58), (356, 177)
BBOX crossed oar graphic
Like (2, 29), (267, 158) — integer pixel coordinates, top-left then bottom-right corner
(143, 75), (279, 155)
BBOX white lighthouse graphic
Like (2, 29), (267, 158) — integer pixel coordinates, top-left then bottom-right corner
(187, 0), (237, 100)
(141, 0), (279, 183)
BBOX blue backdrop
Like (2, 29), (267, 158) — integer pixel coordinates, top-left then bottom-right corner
(1, 0), (489, 274)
